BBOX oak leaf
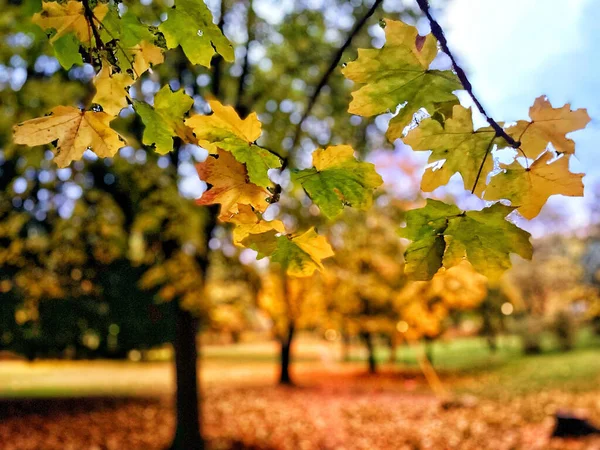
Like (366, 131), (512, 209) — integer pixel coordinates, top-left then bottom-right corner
(126, 41), (165, 78)
(159, 0), (234, 68)
(186, 100), (281, 187)
(292, 145), (383, 218)
(13, 106), (124, 167)
(507, 96), (591, 159)
(229, 205), (286, 246)
(400, 199), (532, 281)
(242, 228), (334, 277)
(92, 64), (134, 116)
(196, 150), (270, 220)
(342, 19), (461, 141)
(32, 0), (108, 44)
(404, 105), (506, 196)
(52, 33), (83, 69)
(134, 86), (194, 154)
(484, 151), (584, 219)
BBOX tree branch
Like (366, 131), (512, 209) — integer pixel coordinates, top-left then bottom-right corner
(235, 0), (255, 117)
(271, 0), (383, 202)
(211, 0), (227, 98)
(415, 0), (520, 149)
(82, 0), (105, 51)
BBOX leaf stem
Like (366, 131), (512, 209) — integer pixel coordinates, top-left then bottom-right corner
(82, 0), (105, 51)
(471, 137), (495, 194)
(415, 0), (520, 149)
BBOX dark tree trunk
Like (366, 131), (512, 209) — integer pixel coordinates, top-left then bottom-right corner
(361, 331), (377, 374)
(388, 334), (397, 363)
(169, 304), (203, 450)
(279, 323), (295, 385)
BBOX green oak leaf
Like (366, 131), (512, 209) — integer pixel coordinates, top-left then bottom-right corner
(242, 228), (334, 277)
(399, 199), (460, 281)
(399, 199), (532, 281)
(53, 32), (83, 69)
(404, 105), (508, 196)
(134, 86), (194, 154)
(102, 9), (155, 48)
(159, 0), (234, 68)
(342, 19), (461, 142)
(292, 145), (383, 219)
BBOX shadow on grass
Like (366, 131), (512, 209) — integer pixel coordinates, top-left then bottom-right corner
(0, 396), (163, 419)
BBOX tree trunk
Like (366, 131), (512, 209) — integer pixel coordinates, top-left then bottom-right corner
(388, 334), (397, 364)
(425, 338), (434, 366)
(279, 323), (295, 385)
(169, 304), (203, 450)
(361, 331), (377, 374)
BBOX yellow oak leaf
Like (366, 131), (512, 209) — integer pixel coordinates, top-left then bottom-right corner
(484, 151), (584, 220)
(33, 1), (108, 44)
(127, 41), (165, 78)
(404, 105), (506, 196)
(507, 96), (591, 160)
(195, 149), (270, 220)
(13, 106), (125, 167)
(342, 19), (461, 141)
(92, 64), (134, 116)
(243, 227), (334, 277)
(229, 204), (286, 246)
(186, 99), (280, 187)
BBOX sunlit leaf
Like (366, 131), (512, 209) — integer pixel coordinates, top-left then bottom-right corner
(404, 105), (506, 196)
(134, 86), (194, 154)
(229, 204), (286, 246)
(400, 199), (532, 281)
(342, 19), (461, 141)
(32, 0), (107, 44)
(484, 151), (584, 220)
(292, 145), (383, 218)
(186, 99), (281, 187)
(243, 227), (334, 277)
(159, 0), (234, 67)
(52, 32), (83, 69)
(507, 96), (591, 159)
(92, 64), (134, 116)
(13, 106), (125, 167)
(196, 150), (270, 220)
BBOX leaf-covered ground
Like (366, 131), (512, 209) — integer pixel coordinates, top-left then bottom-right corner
(1, 337), (600, 449)
(1, 379), (600, 450)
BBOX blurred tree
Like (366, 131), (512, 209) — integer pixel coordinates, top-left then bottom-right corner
(0, 1), (407, 448)
(394, 261), (488, 362)
(323, 200), (407, 373)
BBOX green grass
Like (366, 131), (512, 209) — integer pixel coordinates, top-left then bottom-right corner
(378, 329), (600, 398)
(1, 330), (599, 400)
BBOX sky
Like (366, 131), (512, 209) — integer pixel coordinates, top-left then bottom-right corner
(439, 0), (599, 233)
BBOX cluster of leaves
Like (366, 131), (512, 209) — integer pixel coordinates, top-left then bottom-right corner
(11, 2), (592, 286)
(343, 19), (591, 281)
(13, 0), (384, 280)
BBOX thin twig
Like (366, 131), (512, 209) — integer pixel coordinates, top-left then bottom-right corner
(470, 136), (495, 194)
(271, 0), (384, 201)
(416, 0), (520, 149)
(82, 0), (105, 51)
(235, 0), (254, 116)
